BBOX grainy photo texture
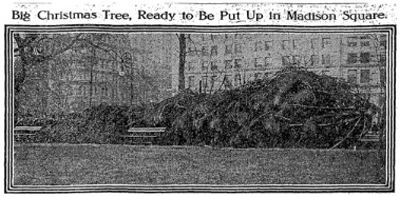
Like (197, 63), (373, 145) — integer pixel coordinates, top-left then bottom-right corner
(5, 26), (395, 192)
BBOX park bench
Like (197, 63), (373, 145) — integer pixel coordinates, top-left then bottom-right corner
(14, 126), (42, 143)
(120, 127), (166, 145)
(360, 133), (380, 142)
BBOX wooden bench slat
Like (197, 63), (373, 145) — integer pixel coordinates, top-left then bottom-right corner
(360, 134), (380, 142)
(360, 139), (380, 142)
(120, 135), (158, 138)
(128, 142), (153, 144)
(122, 127), (166, 145)
(128, 127), (166, 133)
(14, 133), (37, 136)
(14, 126), (42, 131)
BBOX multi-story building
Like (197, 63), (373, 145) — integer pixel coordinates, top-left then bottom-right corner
(176, 33), (387, 106)
(15, 33), (178, 115)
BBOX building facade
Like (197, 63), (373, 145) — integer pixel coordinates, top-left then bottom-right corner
(15, 33), (178, 115)
(176, 33), (387, 106)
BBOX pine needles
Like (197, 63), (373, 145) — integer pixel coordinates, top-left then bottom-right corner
(140, 68), (376, 148)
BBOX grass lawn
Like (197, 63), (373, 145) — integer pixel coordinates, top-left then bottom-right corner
(14, 144), (386, 185)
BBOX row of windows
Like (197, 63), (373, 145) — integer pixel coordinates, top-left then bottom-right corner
(281, 55), (331, 67)
(282, 38), (331, 50)
(187, 52), (385, 72)
(76, 85), (130, 99)
(187, 54), (332, 71)
(189, 35), (387, 58)
(53, 69), (124, 83)
(188, 44), (243, 56)
(347, 35), (386, 47)
(200, 34), (245, 41)
(78, 85), (113, 97)
(347, 52), (386, 64)
(188, 68), (377, 93)
(187, 72), (275, 91)
(188, 38), (333, 57)
(347, 69), (373, 84)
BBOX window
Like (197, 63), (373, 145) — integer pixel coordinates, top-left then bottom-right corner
(380, 68), (386, 85)
(188, 76), (195, 88)
(265, 41), (273, 51)
(225, 44), (233, 55)
(254, 73), (262, 80)
(202, 76), (208, 90)
(187, 61), (195, 71)
(379, 53), (386, 63)
(360, 36), (370, 46)
(311, 38), (318, 49)
(254, 57), (264, 68)
(360, 69), (371, 83)
(202, 46), (208, 56)
(211, 61), (218, 71)
(293, 55), (301, 66)
(202, 61), (208, 71)
(380, 40), (386, 47)
(211, 35), (216, 41)
(224, 75), (232, 89)
(234, 44), (242, 54)
(82, 72), (88, 80)
(234, 74), (242, 86)
(225, 60), (233, 69)
(322, 38), (330, 48)
(311, 55), (319, 66)
(321, 70), (330, 75)
(282, 40), (290, 50)
(347, 37), (358, 47)
(282, 56), (291, 66)
(188, 47), (196, 56)
(265, 57), (272, 67)
(234, 34), (243, 39)
(211, 75), (217, 86)
(293, 40), (299, 50)
(113, 89), (117, 98)
(380, 35), (387, 46)
(255, 41), (263, 52)
(234, 59), (242, 69)
(322, 54), (330, 65)
(264, 72), (270, 79)
(211, 45), (218, 56)
(360, 52), (370, 63)
(347, 69), (357, 83)
(101, 87), (107, 96)
(78, 85), (84, 96)
(347, 53), (358, 64)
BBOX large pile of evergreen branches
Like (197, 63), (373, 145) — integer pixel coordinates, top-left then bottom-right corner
(137, 68), (377, 148)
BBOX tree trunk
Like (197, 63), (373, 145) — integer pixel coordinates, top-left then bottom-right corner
(178, 34), (186, 91)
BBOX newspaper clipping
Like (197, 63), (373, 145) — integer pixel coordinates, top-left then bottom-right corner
(2, 0), (398, 193)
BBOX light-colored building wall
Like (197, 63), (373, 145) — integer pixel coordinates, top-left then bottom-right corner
(16, 33), (178, 114)
(178, 33), (386, 106)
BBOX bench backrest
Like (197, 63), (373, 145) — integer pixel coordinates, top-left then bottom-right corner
(14, 126), (42, 131)
(128, 127), (166, 133)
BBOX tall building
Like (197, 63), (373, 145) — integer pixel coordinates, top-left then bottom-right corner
(175, 33), (387, 106)
(14, 33), (178, 115)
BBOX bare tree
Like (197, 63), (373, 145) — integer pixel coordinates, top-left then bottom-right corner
(13, 33), (82, 118)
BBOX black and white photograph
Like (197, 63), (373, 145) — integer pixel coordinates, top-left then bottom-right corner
(2, 1), (397, 194)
